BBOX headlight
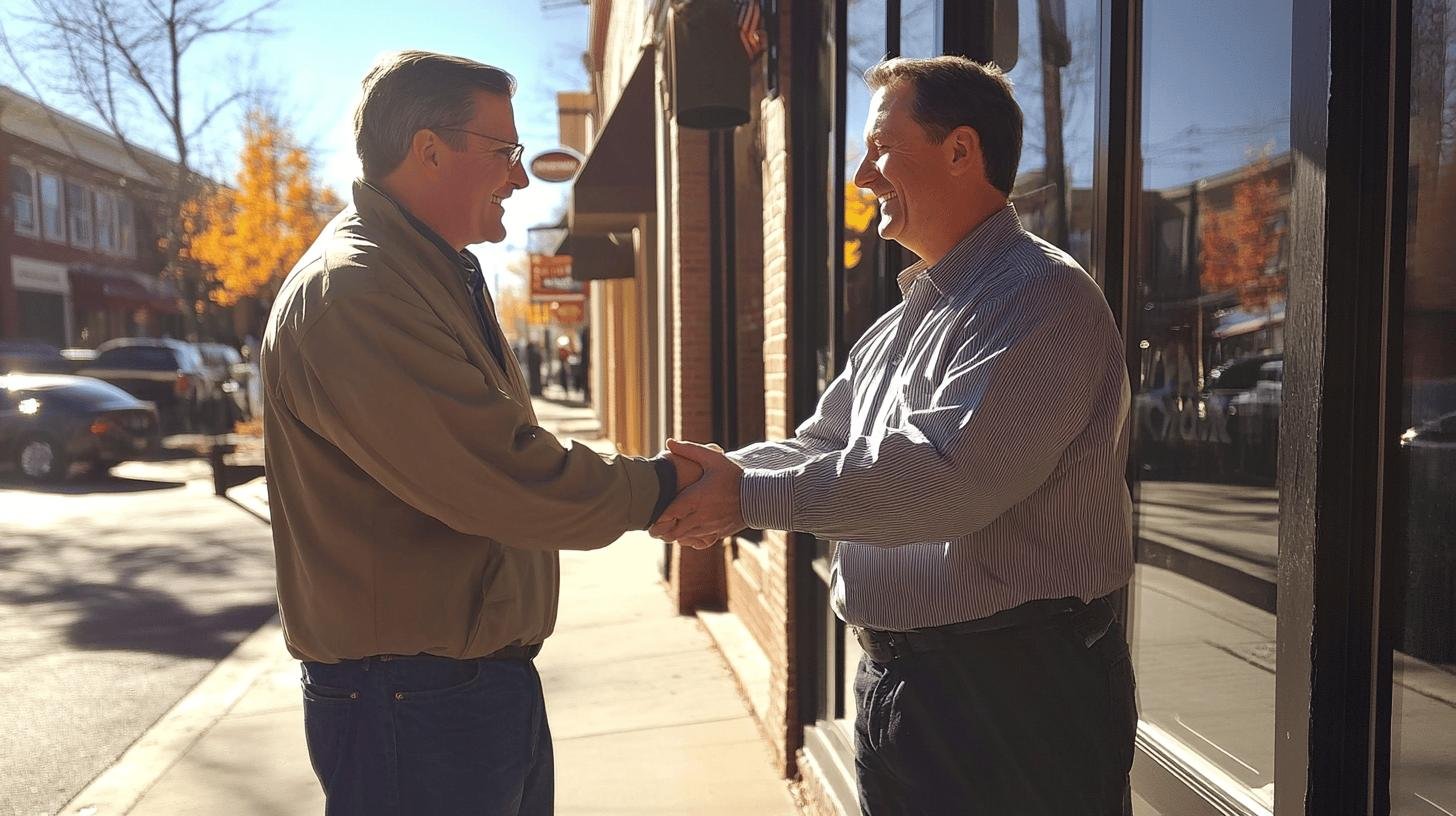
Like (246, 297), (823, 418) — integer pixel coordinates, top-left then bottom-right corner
(17, 398), (39, 415)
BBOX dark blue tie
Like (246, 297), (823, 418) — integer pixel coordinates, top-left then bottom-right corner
(464, 266), (508, 371)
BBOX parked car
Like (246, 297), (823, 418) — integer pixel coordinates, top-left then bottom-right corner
(75, 338), (221, 432)
(0, 339), (73, 375)
(0, 373), (159, 481)
(196, 342), (251, 422)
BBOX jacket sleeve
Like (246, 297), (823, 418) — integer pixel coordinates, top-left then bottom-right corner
(281, 289), (662, 550)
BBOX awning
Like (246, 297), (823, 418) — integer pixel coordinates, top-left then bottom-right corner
(68, 266), (181, 314)
(559, 231), (637, 281)
(568, 47), (656, 235)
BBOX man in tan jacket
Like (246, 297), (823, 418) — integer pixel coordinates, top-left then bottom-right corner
(261, 51), (694, 816)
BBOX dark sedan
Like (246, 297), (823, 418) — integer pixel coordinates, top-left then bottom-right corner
(0, 374), (160, 482)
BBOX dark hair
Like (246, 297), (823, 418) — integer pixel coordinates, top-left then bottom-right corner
(354, 50), (516, 179)
(864, 56), (1023, 195)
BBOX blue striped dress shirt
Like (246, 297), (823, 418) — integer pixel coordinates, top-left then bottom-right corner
(734, 204), (1134, 631)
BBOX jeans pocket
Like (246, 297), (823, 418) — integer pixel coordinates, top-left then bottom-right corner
(301, 681), (357, 793)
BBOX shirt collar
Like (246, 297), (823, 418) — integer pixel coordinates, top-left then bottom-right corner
(360, 179), (480, 275)
(895, 202), (1024, 297)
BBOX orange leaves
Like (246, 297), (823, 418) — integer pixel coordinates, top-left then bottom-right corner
(183, 110), (341, 306)
(1199, 155), (1286, 311)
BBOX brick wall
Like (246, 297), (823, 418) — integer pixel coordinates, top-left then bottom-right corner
(665, 106), (727, 613)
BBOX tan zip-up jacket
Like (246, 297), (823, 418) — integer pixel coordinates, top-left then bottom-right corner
(261, 180), (663, 663)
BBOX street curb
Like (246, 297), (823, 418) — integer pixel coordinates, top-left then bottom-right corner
(59, 616), (285, 816)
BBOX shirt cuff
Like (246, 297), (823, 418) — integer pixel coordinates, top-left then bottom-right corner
(740, 468), (794, 532)
(646, 455), (678, 526)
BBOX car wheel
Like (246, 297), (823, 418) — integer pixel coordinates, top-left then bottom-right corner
(16, 435), (70, 482)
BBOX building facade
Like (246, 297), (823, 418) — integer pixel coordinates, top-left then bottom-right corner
(563, 1), (1455, 813)
(0, 86), (180, 348)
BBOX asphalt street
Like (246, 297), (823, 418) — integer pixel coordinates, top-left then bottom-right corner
(1, 457), (277, 816)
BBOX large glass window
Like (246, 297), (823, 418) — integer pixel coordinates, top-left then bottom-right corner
(899, 0), (941, 59)
(1127, 0), (1292, 806)
(1391, 1), (1456, 811)
(1005, 0), (1098, 272)
(39, 173), (64, 242)
(842, 0), (891, 353)
(9, 163), (37, 236)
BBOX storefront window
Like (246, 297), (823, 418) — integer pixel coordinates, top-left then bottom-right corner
(842, 0), (890, 351)
(1127, 0), (1292, 805)
(1390, 1), (1456, 811)
(1005, 0), (1097, 270)
(899, 0), (940, 59)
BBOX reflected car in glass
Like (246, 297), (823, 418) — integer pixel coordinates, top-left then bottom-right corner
(0, 373), (160, 482)
(0, 339), (74, 375)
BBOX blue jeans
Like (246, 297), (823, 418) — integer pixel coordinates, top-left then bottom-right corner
(301, 653), (553, 815)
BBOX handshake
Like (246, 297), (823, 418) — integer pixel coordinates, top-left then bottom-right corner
(654, 439), (746, 549)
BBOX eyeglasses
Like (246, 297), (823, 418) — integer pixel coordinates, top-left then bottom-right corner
(433, 127), (525, 167)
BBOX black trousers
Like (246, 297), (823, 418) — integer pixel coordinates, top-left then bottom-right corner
(853, 602), (1138, 816)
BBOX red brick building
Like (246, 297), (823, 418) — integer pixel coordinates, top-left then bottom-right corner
(0, 85), (181, 348)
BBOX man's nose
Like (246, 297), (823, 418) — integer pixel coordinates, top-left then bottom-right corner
(852, 155), (878, 189)
(511, 159), (530, 190)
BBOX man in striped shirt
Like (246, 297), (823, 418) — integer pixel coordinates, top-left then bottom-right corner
(652, 56), (1137, 815)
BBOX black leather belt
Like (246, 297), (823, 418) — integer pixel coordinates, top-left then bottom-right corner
(370, 642), (542, 664)
(853, 596), (1116, 665)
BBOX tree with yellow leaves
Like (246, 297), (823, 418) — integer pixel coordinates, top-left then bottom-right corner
(184, 110), (342, 307)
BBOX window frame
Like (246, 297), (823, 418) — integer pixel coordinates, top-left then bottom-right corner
(8, 160), (39, 237)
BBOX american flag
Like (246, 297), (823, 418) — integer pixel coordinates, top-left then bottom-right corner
(737, 0), (765, 58)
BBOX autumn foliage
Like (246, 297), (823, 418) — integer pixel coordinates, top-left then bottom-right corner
(184, 110), (341, 306)
(1199, 157), (1285, 310)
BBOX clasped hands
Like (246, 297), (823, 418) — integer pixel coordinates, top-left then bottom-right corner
(655, 439), (744, 549)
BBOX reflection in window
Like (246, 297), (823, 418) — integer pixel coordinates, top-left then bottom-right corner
(899, 0), (940, 59)
(1126, 0), (1292, 805)
(843, 0), (890, 350)
(1006, 0), (1098, 271)
(1391, 1), (1456, 811)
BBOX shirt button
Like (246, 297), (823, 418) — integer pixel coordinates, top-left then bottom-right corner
(394, 692), (406, 701)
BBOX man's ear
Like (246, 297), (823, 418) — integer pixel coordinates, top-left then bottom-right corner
(411, 129), (440, 171)
(946, 125), (982, 178)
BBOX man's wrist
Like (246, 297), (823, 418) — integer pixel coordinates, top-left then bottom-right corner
(647, 455), (678, 526)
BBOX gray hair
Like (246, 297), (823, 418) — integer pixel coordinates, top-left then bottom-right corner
(864, 56), (1022, 196)
(354, 50), (517, 179)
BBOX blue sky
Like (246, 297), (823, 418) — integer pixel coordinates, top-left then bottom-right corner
(1, 0), (591, 283)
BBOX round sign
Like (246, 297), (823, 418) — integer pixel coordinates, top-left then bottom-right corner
(529, 149), (584, 183)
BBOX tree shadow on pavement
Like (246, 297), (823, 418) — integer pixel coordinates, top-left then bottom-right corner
(1, 524), (278, 660)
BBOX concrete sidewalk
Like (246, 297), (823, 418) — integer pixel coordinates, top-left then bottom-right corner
(61, 398), (798, 815)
